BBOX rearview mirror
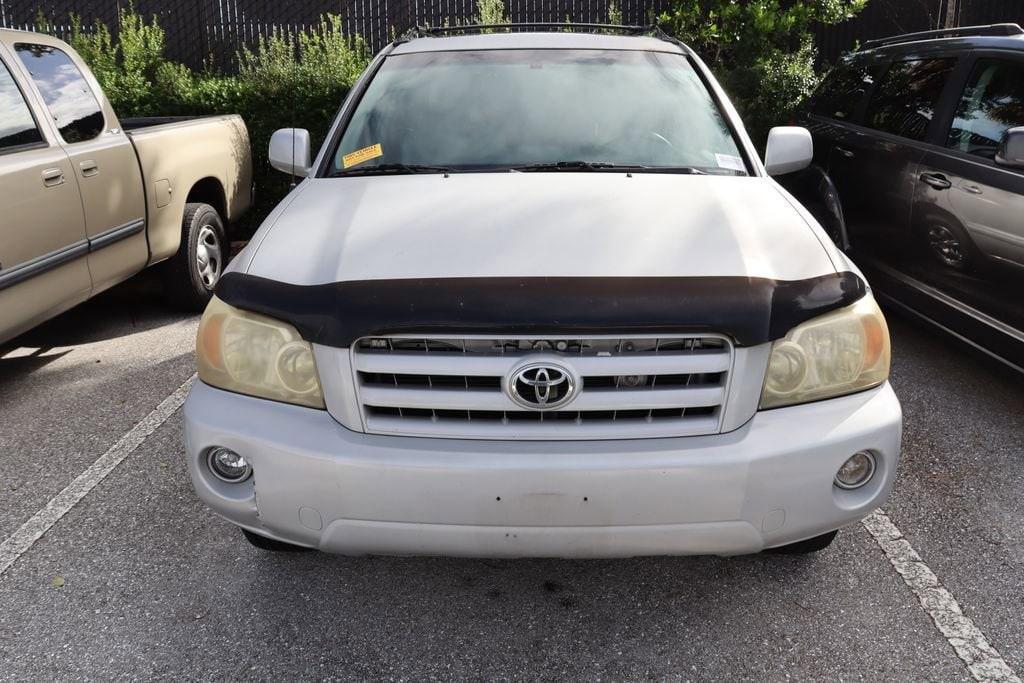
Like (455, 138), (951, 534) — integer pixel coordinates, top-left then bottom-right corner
(764, 127), (813, 176)
(995, 126), (1024, 169)
(269, 128), (312, 177)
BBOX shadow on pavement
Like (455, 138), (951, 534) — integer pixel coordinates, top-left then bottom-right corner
(0, 271), (196, 384)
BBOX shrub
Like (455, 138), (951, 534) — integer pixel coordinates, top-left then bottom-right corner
(473, 0), (509, 26)
(657, 0), (867, 146)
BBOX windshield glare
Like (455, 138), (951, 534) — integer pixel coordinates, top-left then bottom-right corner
(331, 49), (748, 175)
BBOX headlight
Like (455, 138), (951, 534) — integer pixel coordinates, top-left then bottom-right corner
(760, 294), (890, 409)
(196, 296), (325, 409)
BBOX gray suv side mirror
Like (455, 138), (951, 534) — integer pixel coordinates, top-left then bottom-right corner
(269, 128), (312, 177)
(995, 127), (1024, 169)
(764, 126), (813, 176)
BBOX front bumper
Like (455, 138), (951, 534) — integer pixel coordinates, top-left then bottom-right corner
(183, 381), (902, 558)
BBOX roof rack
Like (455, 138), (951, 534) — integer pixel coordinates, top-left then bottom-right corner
(860, 22), (1023, 50)
(402, 22), (660, 41)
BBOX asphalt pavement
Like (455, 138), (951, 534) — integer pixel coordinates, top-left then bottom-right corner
(0, 274), (1021, 681)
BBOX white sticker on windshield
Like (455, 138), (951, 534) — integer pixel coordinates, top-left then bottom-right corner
(715, 153), (745, 172)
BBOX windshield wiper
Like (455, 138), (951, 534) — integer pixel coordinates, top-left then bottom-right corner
(333, 163), (454, 177)
(510, 161), (619, 172)
(510, 161), (708, 175)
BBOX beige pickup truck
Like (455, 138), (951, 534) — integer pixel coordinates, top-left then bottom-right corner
(0, 29), (252, 345)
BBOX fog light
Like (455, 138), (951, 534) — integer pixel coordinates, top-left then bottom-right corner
(834, 451), (876, 490)
(207, 447), (252, 483)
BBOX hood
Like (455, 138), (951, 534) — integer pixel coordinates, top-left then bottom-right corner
(243, 173), (836, 285)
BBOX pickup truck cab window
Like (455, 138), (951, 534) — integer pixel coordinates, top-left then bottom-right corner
(14, 43), (104, 143)
(0, 58), (43, 152)
(947, 58), (1024, 159)
(864, 58), (956, 141)
(330, 49), (748, 175)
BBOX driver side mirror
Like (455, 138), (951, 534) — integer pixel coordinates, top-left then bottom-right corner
(764, 126), (813, 176)
(269, 128), (312, 177)
(995, 127), (1024, 169)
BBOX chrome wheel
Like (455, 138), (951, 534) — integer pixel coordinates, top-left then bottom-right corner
(927, 224), (965, 268)
(195, 224), (223, 289)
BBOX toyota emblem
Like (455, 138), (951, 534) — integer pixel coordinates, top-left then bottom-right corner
(507, 362), (578, 410)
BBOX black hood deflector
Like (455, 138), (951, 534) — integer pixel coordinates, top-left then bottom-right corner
(215, 272), (866, 348)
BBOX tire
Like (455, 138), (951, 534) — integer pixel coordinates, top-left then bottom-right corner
(160, 202), (227, 311)
(920, 216), (978, 272)
(242, 528), (313, 552)
(766, 530), (838, 555)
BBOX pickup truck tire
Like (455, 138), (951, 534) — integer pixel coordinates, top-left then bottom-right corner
(766, 530), (838, 555)
(161, 202), (227, 311)
(241, 528), (313, 552)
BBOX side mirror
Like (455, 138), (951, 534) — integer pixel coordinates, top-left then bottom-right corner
(764, 126), (813, 176)
(269, 128), (312, 177)
(995, 126), (1024, 169)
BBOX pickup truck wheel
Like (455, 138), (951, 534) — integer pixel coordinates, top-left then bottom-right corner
(766, 530), (838, 555)
(242, 529), (313, 552)
(161, 202), (226, 311)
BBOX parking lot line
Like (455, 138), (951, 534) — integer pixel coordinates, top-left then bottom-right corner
(0, 375), (195, 576)
(862, 511), (1021, 682)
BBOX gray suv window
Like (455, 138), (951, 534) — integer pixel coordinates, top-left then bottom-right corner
(864, 58), (955, 141)
(808, 63), (878, 121)
(15, 43), (104, 144)
(947, 59), (1024, 160)
(0, 59), (44, 152)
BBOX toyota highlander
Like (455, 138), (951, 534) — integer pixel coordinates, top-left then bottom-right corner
(182, 27), (902, 558)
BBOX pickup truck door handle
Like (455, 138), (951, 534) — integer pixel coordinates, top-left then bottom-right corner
(79, 160), (99, 177)
(835, 146), (855, 159)
(920, 172), (952, 190)
(41, 168), (65, 187)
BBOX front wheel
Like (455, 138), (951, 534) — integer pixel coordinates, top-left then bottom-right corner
(160, 202), (227, 311)
(922, 218), (978, 272)
(766, 530), (838, 555)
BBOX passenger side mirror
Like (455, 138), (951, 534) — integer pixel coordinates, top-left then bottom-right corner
(995, 127), (1024, 169)
(764, 127), (813, 176)
(269, 128), (312, 177)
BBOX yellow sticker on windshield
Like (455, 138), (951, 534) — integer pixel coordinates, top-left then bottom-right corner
(342, 143), (383, 169)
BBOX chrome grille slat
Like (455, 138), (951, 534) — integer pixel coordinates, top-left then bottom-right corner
(351, 335), (733, 440)
(355, 351), (730, 376)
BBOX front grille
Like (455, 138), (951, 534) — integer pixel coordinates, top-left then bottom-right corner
(350, 335), (734, 440)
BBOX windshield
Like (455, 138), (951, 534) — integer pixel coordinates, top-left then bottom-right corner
(329, 49), (748, 175)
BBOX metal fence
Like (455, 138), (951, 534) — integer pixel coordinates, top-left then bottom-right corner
(2, 0), (1022, 70)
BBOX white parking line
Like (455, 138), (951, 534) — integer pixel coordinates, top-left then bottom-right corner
(863, 510), (1021, 683)
(0, 375), (195, 576)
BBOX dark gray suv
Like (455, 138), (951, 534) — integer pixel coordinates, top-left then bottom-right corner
(783, 23), (1024, 370)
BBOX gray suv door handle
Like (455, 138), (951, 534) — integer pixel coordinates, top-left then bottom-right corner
(835, 146), (855, 159)
(920, 172), (952, 190)
(41, 168), (65, 187)
(964, 184), (983, 195)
